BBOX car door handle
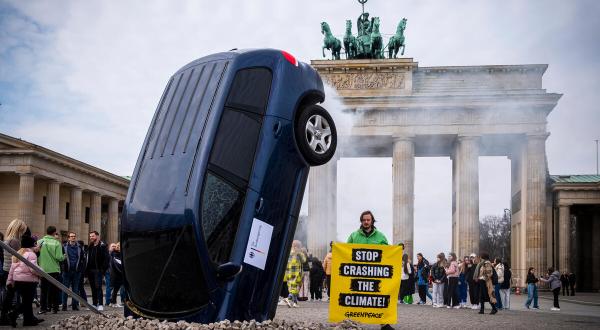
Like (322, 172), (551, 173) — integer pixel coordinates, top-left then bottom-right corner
(273, 121), (282, 137)
(255, 197), (264, 213)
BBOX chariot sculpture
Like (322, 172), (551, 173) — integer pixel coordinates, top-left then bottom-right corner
(321, 0), (407, 60)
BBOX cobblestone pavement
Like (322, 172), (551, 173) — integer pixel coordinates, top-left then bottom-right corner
(3, 293), (600, 329)
(275, 293), (600, 329)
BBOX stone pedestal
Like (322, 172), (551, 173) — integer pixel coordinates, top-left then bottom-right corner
(392, 136), (414, 259)
(308, 158), (337, 260)
(18, 173), (35, 227)
(46, 181), (61, 228)
(69, 187), (82, 237)
(525, 134), (548, 276)
(90, 193), (102, 234)
(453, 136), (480, 257)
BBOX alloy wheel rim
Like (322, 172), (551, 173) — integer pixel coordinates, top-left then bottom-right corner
(305, 114), (332, 154)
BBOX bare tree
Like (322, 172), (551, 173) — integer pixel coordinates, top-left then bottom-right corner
(479, 214), (511, 263)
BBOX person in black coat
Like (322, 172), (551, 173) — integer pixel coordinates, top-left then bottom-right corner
(568, 272), (576, 296)
(466, 254), (479, 309)
(309, 257), (325, 301)
(85, 231), (109, 310)
(109, 243), (124, 307)
(560, 273), (569, 296)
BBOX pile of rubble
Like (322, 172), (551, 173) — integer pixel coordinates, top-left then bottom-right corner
(50, 314), (364, 330)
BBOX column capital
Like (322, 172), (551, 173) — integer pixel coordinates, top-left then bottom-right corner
(457, 134), (481, 142)
(71, 186), (83, 192)
(526, 132), (550, 141)
(17, 172), (35, 177)
(392, 134), (415, 143)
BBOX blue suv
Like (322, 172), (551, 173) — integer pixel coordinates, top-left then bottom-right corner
(121, 49), (337, 323)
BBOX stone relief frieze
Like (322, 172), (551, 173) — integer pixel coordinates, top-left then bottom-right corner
(353, 107), (543, 127)
(321, 72), (405, 90)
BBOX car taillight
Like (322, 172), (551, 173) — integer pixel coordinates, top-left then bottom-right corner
(281, 50), (298, 67)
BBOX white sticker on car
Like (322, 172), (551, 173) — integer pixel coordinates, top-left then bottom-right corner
(243, 218), (274, 270)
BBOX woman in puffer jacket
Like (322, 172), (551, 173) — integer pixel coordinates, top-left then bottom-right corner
(7, 235), (43, 327)
(539, 267), (562, 311)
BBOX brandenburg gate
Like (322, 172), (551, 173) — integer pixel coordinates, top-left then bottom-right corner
(307, 58), (562, 286)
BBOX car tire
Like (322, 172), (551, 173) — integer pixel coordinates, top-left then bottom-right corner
(295, 104), (337, 166)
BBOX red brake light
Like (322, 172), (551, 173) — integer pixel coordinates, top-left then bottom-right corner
(281, 50), (298, 67)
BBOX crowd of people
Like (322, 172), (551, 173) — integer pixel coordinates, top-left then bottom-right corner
(280, 210), (577, 322)
(0, 218), (124, 327)
(0, 213), (580, 328)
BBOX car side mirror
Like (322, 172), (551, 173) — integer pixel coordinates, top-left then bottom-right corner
(217, 262), (243, 281)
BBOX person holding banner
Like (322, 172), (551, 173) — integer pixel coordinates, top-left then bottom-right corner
(346, 210), (394, 330)
(347, 211), (388, 245)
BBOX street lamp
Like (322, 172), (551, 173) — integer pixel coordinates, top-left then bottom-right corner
(503, 209), (511, 261)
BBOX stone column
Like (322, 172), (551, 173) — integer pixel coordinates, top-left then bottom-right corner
(45, 180), (61, 228)
(525, 134), (548, 277)
(69, 187), (83, 237)
(558, 205), (571, 273)
(308, 158), (338, 260)
(392, 136), (415, 259)
(593, 212), (600, 292)
(455, 136), (480, 257)
(90, 193), (102, 234)
(107, 198), (119, 244)
(452, 153), (459, 254)
(18, 173), (35, 227)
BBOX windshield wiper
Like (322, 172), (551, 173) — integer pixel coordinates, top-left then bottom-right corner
(147, 225), (188, 307)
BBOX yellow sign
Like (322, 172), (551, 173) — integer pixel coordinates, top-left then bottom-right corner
(329, 243), (403, 325)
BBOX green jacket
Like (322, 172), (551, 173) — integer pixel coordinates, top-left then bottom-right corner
(37, 235), (65, 273)
(347, 227), (389, 245)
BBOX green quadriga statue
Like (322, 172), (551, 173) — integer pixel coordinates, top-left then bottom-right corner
(387, 18), (407, 58)
(320, 0), (407, 60)
(321, 22), (342, 60)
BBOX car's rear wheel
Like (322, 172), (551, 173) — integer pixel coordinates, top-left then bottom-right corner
(295, 104), (337, 166)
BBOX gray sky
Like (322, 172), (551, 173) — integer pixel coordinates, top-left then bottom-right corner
(1, 0), (599, 260)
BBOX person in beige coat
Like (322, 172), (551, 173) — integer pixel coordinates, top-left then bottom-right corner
(477, 252), (498, 315)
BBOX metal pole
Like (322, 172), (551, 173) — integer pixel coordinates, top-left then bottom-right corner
(0, 240), (106, 317)
(595, 139), (600, 175)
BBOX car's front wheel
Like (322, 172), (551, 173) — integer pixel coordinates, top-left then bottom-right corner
(295, 104), (337, 166)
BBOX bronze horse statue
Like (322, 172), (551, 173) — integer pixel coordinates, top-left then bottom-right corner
(321, 22), (341, 60)
(370, 17), (384, 59)
(343, 20), (358, 59)
(387, 18), (407, 58)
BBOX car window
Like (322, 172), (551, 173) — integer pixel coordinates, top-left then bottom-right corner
(226, 67), (272, 115)
(209, 108), (261, 182)
(201, 171), (244, 264)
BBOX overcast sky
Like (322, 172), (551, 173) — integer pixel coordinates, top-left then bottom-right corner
(1, 0), (599, 260)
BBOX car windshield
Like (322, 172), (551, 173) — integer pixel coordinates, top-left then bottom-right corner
(122, 224), (209, 313)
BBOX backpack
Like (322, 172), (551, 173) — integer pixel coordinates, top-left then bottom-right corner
(421, 264), (430, 279)
(492, 267), (499, 285)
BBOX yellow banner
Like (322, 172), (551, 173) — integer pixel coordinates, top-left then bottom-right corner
(329, 243), (403, 325)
